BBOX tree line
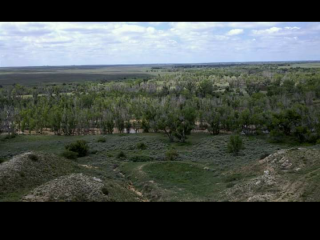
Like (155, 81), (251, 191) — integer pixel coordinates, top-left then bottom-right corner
(1, 65), (320, 144)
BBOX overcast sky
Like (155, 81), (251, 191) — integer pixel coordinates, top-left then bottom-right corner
(0, 22), (319, 67)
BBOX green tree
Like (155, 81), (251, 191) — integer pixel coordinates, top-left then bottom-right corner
(227, 135), (244, 156)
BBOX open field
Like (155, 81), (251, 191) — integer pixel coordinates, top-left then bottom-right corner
(0, 65), (159, 86)
(278, 62), (320, 69)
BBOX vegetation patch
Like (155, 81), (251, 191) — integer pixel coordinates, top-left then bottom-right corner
(117, 151), (127, 159)
(65, 140), (89, 158)
(97, 137), (106, 143)
(129, 155), (154, 162)
(165, 149), (179, 161)
(227, 135), (245, 156)
(137, 142), (147, 150)
(61, 150), (78, 160)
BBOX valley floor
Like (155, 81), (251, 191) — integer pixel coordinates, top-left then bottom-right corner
(1, 133), (319, 202)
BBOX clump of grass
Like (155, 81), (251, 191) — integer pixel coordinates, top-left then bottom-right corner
(97, 137), (106, 143)
(165, 149), (179, 161)
(117, 151), (127, 159)
(28, 154), (39, 162)
(61, 150), (78, 160)
(137, 142), (147, 150)
(0, 158), (5, 164)
(65, 140), (89, 157)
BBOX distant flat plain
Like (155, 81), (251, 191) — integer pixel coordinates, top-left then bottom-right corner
(0, 65), (157, 86)
(1, 62), (320, 86)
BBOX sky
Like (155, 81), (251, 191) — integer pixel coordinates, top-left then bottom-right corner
(0, 22), (320, 67)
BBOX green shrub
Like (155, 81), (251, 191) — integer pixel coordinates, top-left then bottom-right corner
(227, 135), (244, 156)
(61, 150), (78, 160)
(269, 130), (285, 143)
(294, 126), (309, 143)
(224, 173), (243, 183)
(101, 187), (109, 195)
(117, 151), (127, 159)
(3, 134), (17, 141)
(97, 137), (106, 143)
(65, 140), (89, 157)
(0, 158), (5, 164)
(137, 142), (147, 150)
(28, 154), (39, 162)
(90, 150), (98, 155)
(306, 134), (318, 144)
(165, 149), (179, 161)
(226, 182), (236, 188)
(317, 139), (320, 145)
(260, 153), (269, 160)
(129, 155), (154, 162)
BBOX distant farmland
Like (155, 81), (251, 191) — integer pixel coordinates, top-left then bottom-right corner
(0, 65), (155, 86)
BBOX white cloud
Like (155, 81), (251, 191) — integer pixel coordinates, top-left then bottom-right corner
(252, 27), (282, 35)
(0, 22), (318, 67)
(148, 22), (164, 26)
(227, 29), (244, 36)
(285, 27), (300, 30)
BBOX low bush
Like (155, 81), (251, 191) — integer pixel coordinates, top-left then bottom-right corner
(28, 154), (39, 162)
(65, 140), (89, 157)
(117, 151), (127, 159)
(224, 173), (243, 183)
(137, 142), (147, 150)
(3, 134), (17, 141)
(97, 137), (106, 143)
(269, 130), (286, 143)
(101, 187), (109, 195)
(129, 155), (154, 162)
(61, 150), (78, 160)
(90, 150), (99, 155)
(165, 149), (179, 161)
(260, 153), (270, 160)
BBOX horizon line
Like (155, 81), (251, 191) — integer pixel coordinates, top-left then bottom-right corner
(1, 60), (320, 69)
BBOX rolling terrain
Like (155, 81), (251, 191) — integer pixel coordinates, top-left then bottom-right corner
(1, 61), (320, 202)
(1, 133), (320, 202)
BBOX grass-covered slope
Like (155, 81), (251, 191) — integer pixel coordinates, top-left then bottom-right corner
(121, 148), (320, 202)
(1, 134), (320, 202)
(23, 173), (140, 202)
(0, 152), (77, 201)
(0, 150), (142, 202)
(223, 148), (320, 202)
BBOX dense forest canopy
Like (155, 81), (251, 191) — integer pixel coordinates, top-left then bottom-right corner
(1, 64), (320, 144)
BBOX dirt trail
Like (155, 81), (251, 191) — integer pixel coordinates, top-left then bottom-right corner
(114, 165), (150, 202)
(128, 182), (149, 202)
